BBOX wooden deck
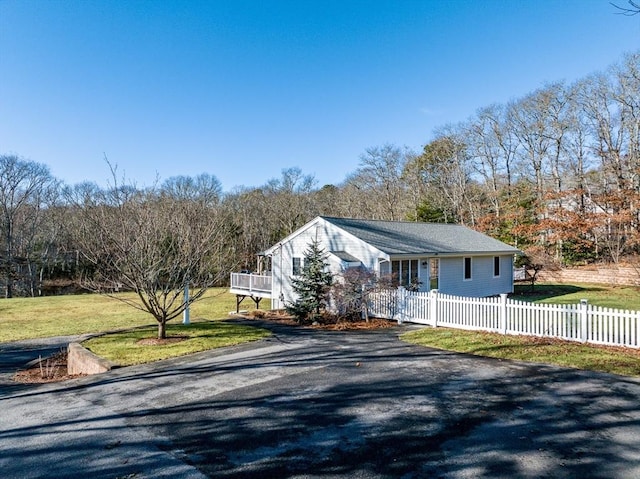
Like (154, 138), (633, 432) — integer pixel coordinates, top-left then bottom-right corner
(229, 273), (272, 297)
(229, 273), (273, 312)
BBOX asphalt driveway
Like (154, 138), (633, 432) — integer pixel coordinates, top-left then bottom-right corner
(1, 319), (640, 479)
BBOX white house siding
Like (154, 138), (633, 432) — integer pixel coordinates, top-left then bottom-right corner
(327, 254), (345, 275)
(269, 218), (386, 309)
(318, 219), (386, 269)
(266, 217), (517, 309)
(438, 255), (514, 297)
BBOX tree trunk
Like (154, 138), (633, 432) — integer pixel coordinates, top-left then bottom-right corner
(27, 261), (35, 297)
(5, 267), (12, 298)
(158, 320), (167, 340)
(5, 224), (12, 299)
(38, 266), (44, 297)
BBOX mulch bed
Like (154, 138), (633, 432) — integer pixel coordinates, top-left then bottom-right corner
(246, 310), (396, 330)
(13, 350), (85, 384)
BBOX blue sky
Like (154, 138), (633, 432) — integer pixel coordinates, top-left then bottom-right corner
(1, 1), (639, 191)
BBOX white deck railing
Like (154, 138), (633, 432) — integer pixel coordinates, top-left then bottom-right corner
(230, 273), (272, 297)
(369, 288), (640, 349)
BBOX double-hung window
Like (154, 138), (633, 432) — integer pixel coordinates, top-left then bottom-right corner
(292, 257), (302, 276)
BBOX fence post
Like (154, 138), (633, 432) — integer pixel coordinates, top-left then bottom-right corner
(580, 299), (588, 343)
(396, 287), (407, 324)
(430, 289), (439, 327)
(500, 293), (508, 334)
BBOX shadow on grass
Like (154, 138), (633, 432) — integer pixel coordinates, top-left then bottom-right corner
(511, 283), (604, 302)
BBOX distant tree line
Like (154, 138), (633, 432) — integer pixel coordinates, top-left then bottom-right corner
(2, 51), (640, 298)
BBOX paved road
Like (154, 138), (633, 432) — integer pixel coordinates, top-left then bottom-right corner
(1, 320), (640, 479)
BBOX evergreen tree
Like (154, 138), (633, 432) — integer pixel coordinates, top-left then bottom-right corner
(286, 239), (333, 323)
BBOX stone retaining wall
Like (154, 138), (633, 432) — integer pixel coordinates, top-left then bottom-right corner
(67, 342), (117, 375)
(537, 266), (640, 286)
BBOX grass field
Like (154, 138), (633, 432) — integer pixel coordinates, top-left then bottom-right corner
(513, 282), (640, 310)
(0, 288), (258, 343)
(401, 327), (640, 377)
(82, 321), (271, 366)
(403, 282), (640, 377)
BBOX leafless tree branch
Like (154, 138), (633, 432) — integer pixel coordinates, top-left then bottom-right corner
(611, 0), (640, 15)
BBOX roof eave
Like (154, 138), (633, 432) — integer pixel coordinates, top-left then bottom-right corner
(386, 250), (521, 258)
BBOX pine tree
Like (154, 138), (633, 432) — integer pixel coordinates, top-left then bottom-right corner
(286, 239), (333, 323)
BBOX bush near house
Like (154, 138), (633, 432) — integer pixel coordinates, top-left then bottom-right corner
(285, 239), (333, 323)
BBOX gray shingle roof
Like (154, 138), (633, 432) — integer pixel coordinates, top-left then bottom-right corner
(322, 217), (520, 256)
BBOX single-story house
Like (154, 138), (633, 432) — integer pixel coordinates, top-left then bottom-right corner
(230, 216), (521, 310)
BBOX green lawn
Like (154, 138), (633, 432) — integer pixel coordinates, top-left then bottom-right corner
(401, 327), (640, 377)
(82, 321), (271, 366)
(512, 282), (640, 310)
(0, 288), (261, 342)
(0, 288), (271, 366)
(403, 282), (640, 377)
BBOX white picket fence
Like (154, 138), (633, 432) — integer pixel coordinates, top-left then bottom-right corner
(368, 288), (640, 349)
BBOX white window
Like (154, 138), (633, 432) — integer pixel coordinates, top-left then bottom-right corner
(391, 259), (419, 287)
(292, 257), (302, 276)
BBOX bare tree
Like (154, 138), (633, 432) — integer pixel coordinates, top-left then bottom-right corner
(223, 167), (320, 272)
(0, 154), (57, 298)
(611, 1), (640, 15)
(18, 184), (63, 296)
(331, 267), (393, 322)
(224, 187), (273, 270)
(342, 144), (413, 221)
(508, 89), (553, 203)
(264, 167), (318, 237)
(407, 131), (478, 225)
(69, 167), (236, 339)
(160, 173), (222, 206)
(516, 246), (555, 292)
(312, 184), (342, 216)
(576, 56), (640, 261)
(466, 104), (517, 219)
